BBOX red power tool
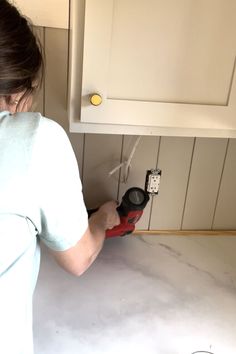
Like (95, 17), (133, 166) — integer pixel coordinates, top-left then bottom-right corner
(88, 187), (150, 238)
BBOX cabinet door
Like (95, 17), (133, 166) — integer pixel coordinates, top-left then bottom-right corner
(13, 0), (69, 28)
(71, 0), (236, 137)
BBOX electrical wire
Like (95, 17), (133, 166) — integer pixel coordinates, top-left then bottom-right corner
(108, 136), (142, 183)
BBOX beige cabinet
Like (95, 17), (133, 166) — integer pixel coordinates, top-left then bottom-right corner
(12, 0), (69, 28)
(69, 0), (236, 137)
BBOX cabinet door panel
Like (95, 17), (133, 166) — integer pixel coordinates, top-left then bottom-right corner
(108, 0), (234, 105)
(70, 0), (236, 137)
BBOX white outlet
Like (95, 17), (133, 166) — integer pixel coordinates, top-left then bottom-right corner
(145, 169), (161, 195)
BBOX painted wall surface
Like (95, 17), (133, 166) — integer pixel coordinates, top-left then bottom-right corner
(13, 0), (69, 28)
(34, 27), (236, 231)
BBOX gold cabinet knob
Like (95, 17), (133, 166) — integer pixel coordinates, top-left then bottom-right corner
(90, 93), (102, 106)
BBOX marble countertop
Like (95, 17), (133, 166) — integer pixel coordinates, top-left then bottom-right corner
(34, 234), (236, 354)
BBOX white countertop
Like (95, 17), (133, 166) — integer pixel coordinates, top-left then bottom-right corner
(34, 234), (236, 354)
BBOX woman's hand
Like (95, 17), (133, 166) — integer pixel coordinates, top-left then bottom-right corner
(96, 201), (120, 230)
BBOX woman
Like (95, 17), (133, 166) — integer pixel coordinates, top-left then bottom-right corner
(0, 1), (120, 353)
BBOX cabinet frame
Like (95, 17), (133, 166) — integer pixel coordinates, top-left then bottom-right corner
(69, 0), (236, 138)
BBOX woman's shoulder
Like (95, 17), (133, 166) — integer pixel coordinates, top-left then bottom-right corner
(11, 111), (66, 137)
(1, 111), (69, 149)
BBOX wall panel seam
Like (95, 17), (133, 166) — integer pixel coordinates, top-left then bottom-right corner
(117, 135), (125, 201)
(180, 137), (196, 230)
(211, 138), (230, 229)
(155, 136), (162, 169)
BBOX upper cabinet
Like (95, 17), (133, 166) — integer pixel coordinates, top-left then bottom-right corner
(70, 1), (236, 137)
(12, 0), (69, 28)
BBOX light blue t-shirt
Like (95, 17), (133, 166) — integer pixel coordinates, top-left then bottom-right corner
(0, 111), (88, 354)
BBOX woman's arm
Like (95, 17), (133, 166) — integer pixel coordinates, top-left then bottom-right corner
(50, 201), (120, 276)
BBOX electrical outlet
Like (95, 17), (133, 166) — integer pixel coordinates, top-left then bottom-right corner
(145, 169), (161, 195)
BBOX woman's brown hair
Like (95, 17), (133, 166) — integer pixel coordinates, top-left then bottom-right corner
(0, 0), (44, 109)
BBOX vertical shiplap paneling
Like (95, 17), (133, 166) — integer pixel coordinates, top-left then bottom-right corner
(44, 28), (68, 128)
(118, 136), (160, 230)
(182, 138), (228, 230)
(150, 137), (194, 230)
(82, 134), (123, 209)
(213, 139), (236, 229)
(44, 28), (84, 173)
(33, 27), (44, 114)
